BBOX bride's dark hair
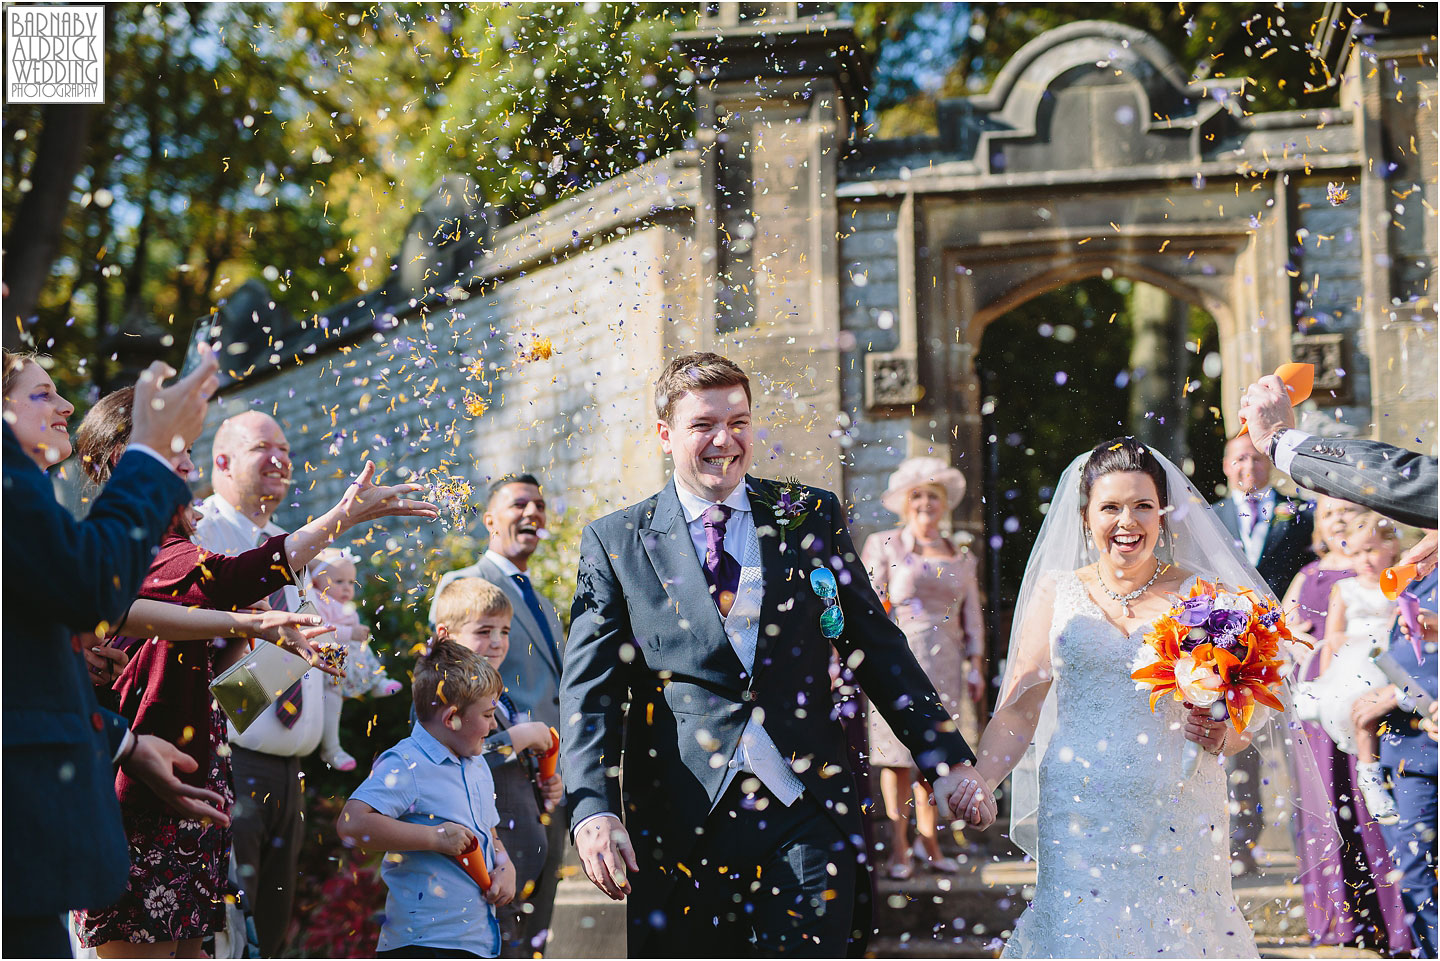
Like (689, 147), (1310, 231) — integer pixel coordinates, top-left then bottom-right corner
(1078, 437), (1169, 512)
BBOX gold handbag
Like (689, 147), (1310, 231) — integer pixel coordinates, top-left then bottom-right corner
(209, 640), (311, 734)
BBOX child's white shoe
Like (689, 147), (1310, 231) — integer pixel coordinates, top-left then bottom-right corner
(1356, 761), (1399, 824)
(324, 748), (357, 772)
(375, 677), (403, 697)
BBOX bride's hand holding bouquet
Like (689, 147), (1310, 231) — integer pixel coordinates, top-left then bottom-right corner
(1131, 579), (1306, 776)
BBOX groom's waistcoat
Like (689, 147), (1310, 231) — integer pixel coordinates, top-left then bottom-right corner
(560, 476), (975, 876)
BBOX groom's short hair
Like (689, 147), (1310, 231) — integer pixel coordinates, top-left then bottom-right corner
(654, 352), (751, 422)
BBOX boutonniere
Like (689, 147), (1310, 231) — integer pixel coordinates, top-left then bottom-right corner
(751, 477), (816, 550)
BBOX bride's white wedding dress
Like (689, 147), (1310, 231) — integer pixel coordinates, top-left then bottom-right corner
(1002, 571), (1259, 959)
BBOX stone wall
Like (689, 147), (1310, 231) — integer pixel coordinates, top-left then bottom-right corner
(196, 220), (695, 554)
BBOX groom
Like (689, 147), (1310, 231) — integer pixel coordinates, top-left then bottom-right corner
(560, 352), (994, 956)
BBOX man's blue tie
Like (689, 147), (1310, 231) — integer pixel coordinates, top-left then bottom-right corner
(512, 573), (561, 666)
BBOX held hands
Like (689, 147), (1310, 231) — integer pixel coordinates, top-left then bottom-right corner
(431, 821), (476, 858)
(1183, 703), (1229, 754)
(933, 764), (997, 829)
(577, 814), (638, 901)
(122, 734), (231, 825)
(1238, 375), (1297, 456)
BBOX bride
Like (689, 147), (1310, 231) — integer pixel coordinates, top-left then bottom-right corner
(972, 438), (1338, 958)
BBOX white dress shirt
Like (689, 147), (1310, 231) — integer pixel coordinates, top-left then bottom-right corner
(1229, 486), (1275, 567)
(674, 481), (804, 807)
(194, 493), (324, 757)
(575, 481), (805, 837)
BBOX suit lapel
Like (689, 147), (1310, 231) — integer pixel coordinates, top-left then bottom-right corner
(481, 557), (560, 676)
(641, 482), (739, 672)
(749, 476), (801, 676)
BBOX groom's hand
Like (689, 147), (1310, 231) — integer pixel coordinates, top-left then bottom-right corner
(576, 814), (639, 901)
(933, 764), (997, 829)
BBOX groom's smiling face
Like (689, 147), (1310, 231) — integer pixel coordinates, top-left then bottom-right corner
(658, 386), (753, 502)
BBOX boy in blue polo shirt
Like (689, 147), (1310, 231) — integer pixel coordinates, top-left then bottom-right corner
(339, 639), (516, 958)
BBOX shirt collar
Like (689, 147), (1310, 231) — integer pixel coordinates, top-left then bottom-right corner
(483, 549), (524, 579)
(1232, 486), (1273, 507)
(205, 491), (285, 539)
(410, 719), (463, 766)
(675, 479), (752, 524)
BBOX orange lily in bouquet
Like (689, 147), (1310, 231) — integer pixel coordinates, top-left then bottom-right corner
(1131, 579), (1305, 777)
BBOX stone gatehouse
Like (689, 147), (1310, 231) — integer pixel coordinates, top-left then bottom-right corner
(193, 10), (1437, 648)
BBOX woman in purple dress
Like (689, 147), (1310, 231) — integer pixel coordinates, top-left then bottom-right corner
(1283, 494), (1411, 954)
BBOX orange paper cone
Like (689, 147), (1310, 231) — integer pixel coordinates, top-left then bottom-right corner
(1240, 363), (1316, 435)
(539, 726), (560, 780)
(1381, 563), (1419, 601)
(454, 836), (491, 891)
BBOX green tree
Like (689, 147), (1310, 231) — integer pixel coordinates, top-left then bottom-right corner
(848, 2), (1340, 137)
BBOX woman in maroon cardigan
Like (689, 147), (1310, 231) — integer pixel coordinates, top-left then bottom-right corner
(71, 390), (437, 958)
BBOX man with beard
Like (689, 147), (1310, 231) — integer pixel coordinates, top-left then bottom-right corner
(195, 411), (319, 958)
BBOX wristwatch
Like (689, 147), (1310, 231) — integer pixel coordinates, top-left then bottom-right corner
(1265, 428), (1290, 461)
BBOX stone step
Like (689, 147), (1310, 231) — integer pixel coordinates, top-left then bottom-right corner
(867, 935), (1381, 958)
(873, 855), (1320, 949)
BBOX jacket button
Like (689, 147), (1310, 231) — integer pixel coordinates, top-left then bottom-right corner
(91, 712), (104, 731)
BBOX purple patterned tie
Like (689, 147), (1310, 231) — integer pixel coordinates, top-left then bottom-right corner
(702, 504), (741, 612)
(1243, 492), (1263, 538)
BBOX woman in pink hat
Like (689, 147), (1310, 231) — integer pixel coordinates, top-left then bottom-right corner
(861, 456), (985, 878)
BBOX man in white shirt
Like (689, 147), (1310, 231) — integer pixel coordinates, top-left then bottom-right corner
(194, 411), (321, 958)
(1211, 435), (1315, 596)
(1209, 433), (1314, 877)
(560, 352), (993, 955)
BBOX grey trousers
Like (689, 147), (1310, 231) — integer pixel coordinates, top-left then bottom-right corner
(527, 804), (568, 955)
(230, 747), (304, 958)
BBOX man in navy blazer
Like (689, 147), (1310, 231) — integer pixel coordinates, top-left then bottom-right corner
(1, 352), (228, 957)
(1353, 569), (1438, 958)
(560, 353), (993, 956)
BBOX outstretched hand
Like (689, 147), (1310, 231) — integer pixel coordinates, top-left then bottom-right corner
(933, 764), (997, 829)
(335, 461), (440, 530)
(122, 734), (231, 825)
(576, 814), (638, 901)
(130, 345), (220, 463)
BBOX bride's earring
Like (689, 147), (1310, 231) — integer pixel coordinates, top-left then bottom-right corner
(1156, 530), (1165, 547)
(1084, 528), (1093, 549)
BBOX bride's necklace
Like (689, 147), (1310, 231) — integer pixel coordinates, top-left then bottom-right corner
(1098, 562), (1165, 617)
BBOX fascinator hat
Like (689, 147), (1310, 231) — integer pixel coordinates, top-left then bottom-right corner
(881, 456), (967, 516)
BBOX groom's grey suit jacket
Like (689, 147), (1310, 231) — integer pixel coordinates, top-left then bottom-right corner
(559, 476), (976, 952)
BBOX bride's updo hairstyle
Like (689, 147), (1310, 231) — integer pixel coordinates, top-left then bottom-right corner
(1078, 437), (1170, 514)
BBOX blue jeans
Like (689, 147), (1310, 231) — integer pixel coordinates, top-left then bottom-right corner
(1381, 769), (1438, 958)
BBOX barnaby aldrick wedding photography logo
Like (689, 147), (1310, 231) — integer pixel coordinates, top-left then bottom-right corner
(5, 5), (104, 104)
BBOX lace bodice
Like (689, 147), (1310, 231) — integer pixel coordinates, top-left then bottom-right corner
(1002, 571), (1258, 959)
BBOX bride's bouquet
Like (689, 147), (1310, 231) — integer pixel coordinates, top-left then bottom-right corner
(1130, 579), (1305, 777)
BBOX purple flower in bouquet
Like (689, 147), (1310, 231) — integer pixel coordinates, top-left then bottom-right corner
(1177, 595), (1214, 628)
(1258, 606), (1283, 629)
(1205, 608), (1250, 649)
